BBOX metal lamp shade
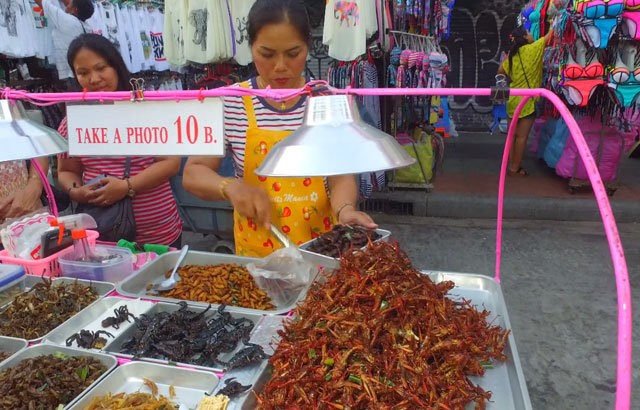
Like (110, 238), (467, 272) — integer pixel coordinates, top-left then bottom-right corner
(255, 95), (416, 177)
(0, 99), (68, 162)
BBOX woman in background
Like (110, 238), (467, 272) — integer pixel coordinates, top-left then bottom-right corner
(498, 26), (555, 176)
(57, 34), (182, 246)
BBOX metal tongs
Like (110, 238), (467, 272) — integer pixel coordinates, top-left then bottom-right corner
(270, 223), (294, 248)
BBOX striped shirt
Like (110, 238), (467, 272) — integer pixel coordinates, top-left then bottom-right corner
(58, 118), (182, 245)
(223, 77), (308, 177)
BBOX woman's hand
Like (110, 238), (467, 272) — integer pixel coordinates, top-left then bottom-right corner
(0, 178), (42, 220)
(225, 180), (272, 229)
(338, 207), (378, 229)
(0, 184), (43, 220)
(85, 177), (128, 207)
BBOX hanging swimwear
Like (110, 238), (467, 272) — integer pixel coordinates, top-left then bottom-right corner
(621, 12), (640, 40)
(575, 15), (620, 49)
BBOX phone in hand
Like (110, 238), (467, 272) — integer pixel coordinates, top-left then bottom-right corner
(84, 174), (108, 190)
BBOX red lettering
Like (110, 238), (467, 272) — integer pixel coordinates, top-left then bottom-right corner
(186, 115), (198, 144)
(126, 127), (135, 143)
(75, 128), (83, 144)
(204, 126), (213, 143)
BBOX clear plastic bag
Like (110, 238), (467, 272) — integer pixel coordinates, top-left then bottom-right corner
(246, 247), (316, 307)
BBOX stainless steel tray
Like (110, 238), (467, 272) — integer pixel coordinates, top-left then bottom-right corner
(215, 314), (287, 409)
(298, 228), (392, 269)
(0, 343), (118, 409)
(104, 301), (277, 373)
(0, 335), (28, 365)
(68, 361), (220, 410)
(116, 250), (318, 315)
(0, 276), (115, 343)
(233, 271), (532, 410)
(43, 297), (156, 350)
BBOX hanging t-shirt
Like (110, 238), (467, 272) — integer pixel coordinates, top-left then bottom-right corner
(28, 0), (53, 60)
(99, 2), (121, 52)
(85, 1), (105, 36)
(163, 0), (188, 66)
(185, 0), (233, 64)
(149, 8), (169, 71)
(229, 0), (255, 66)
(323, 0), (367, 62)
(136, 6), (154, 70)
(122, 4), (144, 73)
(111, 5), (134, 73)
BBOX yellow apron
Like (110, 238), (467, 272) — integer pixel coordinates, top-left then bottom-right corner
(233, 82), (334, 257)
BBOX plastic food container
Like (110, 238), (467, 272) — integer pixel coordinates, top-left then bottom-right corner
(58, 245), (134, 283)
(0, 264), (25, 307)
(0, 230), (99, 276)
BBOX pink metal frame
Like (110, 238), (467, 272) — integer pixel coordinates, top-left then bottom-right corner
(2, 85), (631, 409)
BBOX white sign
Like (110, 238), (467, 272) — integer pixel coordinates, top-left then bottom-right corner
(66, 99), (224, 156)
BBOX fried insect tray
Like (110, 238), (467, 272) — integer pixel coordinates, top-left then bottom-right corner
(43, 297), (156, 350)
(116, 250), (318, 315)
(298, 228), (391, 269)
(0, 276), (115, 344)
(0, 335), (28, 364)
(0, 343), (118, 409)
(233, 271), (532, 410)
(104, 301), (277, 373)
(68, 361), (220, 409)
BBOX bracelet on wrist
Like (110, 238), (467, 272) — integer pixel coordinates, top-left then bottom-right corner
(335, 202), (356, 220)
(218, 178), (234, 200)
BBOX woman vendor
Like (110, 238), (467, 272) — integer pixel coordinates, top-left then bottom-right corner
(183, 0), (377, 257)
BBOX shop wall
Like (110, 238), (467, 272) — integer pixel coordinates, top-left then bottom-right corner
(442, 0), (525, 131)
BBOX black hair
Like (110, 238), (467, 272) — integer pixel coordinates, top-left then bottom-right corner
(67, 33), (131, 92)
(507, 27), (530, 76)
(73, 0), (94, 22)
(247, 0), (311, 46)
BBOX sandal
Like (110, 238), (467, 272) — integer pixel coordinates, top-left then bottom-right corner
(508, 167), (529, 177)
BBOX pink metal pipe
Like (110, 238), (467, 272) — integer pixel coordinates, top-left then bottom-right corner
(536, 89), (632, 410)
(494, 95), (531, 284)
(2, 85), (631, 409)
(31, 158), (58, 217)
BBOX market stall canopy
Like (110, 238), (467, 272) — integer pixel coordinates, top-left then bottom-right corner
(255, 95), (415, 177)
(0, 99), (67, 162)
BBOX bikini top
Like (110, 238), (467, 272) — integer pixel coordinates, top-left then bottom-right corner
(609, 66), (640, 84)
(564, 61), (605, 79)
(576, 0), (625, 19)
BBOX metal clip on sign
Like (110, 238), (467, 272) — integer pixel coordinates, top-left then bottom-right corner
(129, 78), (145, 102)
(491, 74), (510, 104)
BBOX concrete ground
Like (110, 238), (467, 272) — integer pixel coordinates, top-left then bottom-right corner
(184, 215), (639, 410)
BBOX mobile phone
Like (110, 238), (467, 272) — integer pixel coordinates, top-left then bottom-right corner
(41, 228), (73, 258)
(84, 174), (108, 190)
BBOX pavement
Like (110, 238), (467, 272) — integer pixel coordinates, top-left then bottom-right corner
(185, 216), (640, 410)
(367, 131), (640, 223)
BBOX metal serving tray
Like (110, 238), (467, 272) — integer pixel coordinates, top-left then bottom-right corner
(233, 271), (532, 410)
(0, 344), (118, 409)
(104, 301), (278, 373)
(0, 335), (28, 365)
(298, 228), (391, 269)
(68, 361), (220, 410)
(116, 250), (318, 315)
(0, 276), (115, 344)
(43, 297), (156, 350)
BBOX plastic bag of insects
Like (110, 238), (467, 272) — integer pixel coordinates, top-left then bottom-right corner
(246, 247), (316, 306)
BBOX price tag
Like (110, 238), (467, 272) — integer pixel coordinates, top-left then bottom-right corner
(66, 99), (224, 156)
